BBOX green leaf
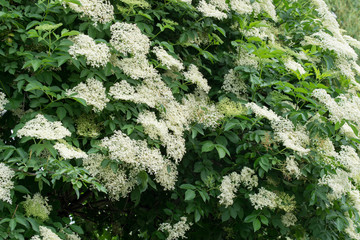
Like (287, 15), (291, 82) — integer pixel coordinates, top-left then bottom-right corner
(70, 224), (84, 234)
(201, 141), (214, 153)
(260, 215), (268, 225)
(9, 219), (16, 231)
(215, 145), (230, 159)
(14, 185), (30, 194)
(56, 107), (66, 120)
(184, 189), (196, 201)
(194, 209), (201, 222)
(253, 219), (261, 232)
(180, 184), (196, 190)
(221, 210), (230, 222)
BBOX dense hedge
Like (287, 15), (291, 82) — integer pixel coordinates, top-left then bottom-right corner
(1, 0), (360, 239)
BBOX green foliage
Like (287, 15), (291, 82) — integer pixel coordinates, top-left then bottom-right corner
(1, 0), (360, 239)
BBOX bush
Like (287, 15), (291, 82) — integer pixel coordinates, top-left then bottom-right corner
(1, 0), (360, 239)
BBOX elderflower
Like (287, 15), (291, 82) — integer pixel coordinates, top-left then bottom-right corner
(64, 0), (114, 24)
(110, 22), (150, 56)
(217, 97), (246, 117)
(230, 0), (253, 15)
(0, 92), (8, 115)
(319, 169), (353, 201)
(101, 130), (178, 190)
(258, 0), (277, 21)
(345, 217), (360, 240)
(68, 34), (110, 68)
(17, 114), (71, 140)
(76, 114), (101, 138)
(38, 226), (61, 240)
(210, 0), (229, 11)
(152, 46), (184, 71)
(183, 64), (211, 93)
(302, 31), (357, 61)
(0, 163), (15, 204)
(249, 187), (278, 210)
(197, 0), (228, 20)
(222, 69), (247, 99)
(66, 78), (109, 112)
(83, 154), (137, 200)
(246, 103), (310, 155)
(284, 155), (301, 179)
(137, 111), (186, 162)
(66, 233), (81, 240)
(239, 167), (258, 190)
(235, 47), (259, 69)
(158, 217), (192, 240)
(281, 212), (297, 227)
(111, 55), (158, 80)
(284, 58), (306, 75)
(23, 193), (52, 221)
(218, 172), (241, 207)
(183, 91), (224, 128)
(54, 142), (88, 159)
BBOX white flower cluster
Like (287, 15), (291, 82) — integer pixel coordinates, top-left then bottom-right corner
(235, 47), (259, 69)
(83, 154), (137, 200)
(0, 163), (14, 204)
(64, 0), (114, 24)
(284, 58), (306, 75)
(101, 130), (178, 190)
(158, 217), (192, 240)
(336, 146), (360, 181)
(343, 35), (360, 50)
(311, 0), (341, 38)
(0, 91), (8, 115)
(303, 31), (357, 61)
(312, 89), (360, 134)
(31, 226), (61, 240)
(197, 0), (228, 20)
(17, 114), (71, 140)
(210, 0), (229, 11)
(318, 169), (353, 201)
(68, 34), (110, 68)
(249, 187), (278, 210)
(345, 217), (360, 240)
(153, 46), (184, 71)
(66, 78), (109, 112)
(110, 22), (150, 56)
(246, 103), (310, 155)
(284, 155), (301, 179)
(23, 193), (52, 221)
(182, 91), (224, 128)
(258, 0), (277, 21)
(222, 69), (247, 99)
(111, 55), (158, 80)
(137, 111), (185, 163)
(66, 233), (81, 240)
(218, 172), (241, 207)
(239, 167), (258, 190)
(230, 0), (254, 15)
(218, 168), (258, 207)
(241, 25), (276, 43)
(231, 0), (277, 20)
(183, 64), (211, 93)
(54, 142), (88, 159)
(281, 212), (297, 227)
